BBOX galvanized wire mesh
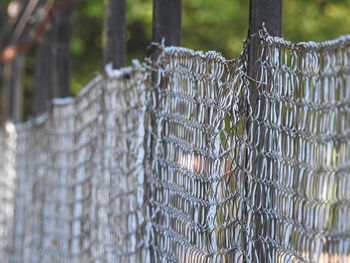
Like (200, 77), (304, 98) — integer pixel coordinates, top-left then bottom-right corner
(0, 123), (17, 262)
(245, 28), (350, 263)
(1, 29), (350, 263)
(94, 67), (148, 262)
(144, 47), (248, 263)
(3, 65), (150, 263)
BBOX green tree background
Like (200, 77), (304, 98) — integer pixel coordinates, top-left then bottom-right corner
(71, 0), (350, 94)
(2, 0), (350, 118)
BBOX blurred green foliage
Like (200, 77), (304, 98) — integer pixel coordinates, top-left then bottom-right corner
(70, 0), (249, 94)
(70, 0), (350, 94)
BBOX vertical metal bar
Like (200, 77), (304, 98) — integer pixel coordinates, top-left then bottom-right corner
(152, 0), (181, 46)
(249, 0), (282, 37)
(33, 27), (54, 115)
(247, 0), (282, 261)
(11, 54), (24, 122)
(248, 0), (282, 98)
(103, 0), (126, 68)
(33, 1), (73, 114)
(149, 1), (181, 258)
(53, 2), (73, 98)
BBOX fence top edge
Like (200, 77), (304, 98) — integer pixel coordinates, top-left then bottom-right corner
(258, 25), (350, 51)
(15, 113), (49, 131)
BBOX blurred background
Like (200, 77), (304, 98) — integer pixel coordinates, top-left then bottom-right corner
(0, 0), (350, 120)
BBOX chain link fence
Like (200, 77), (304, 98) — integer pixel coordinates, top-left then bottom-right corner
(1, 30), (350, 262)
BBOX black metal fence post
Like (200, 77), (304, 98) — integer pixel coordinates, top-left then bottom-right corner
(146, 2), (181, 260)
(33, 26), (54, 115)
(152, 0), (181, 46)
(247, 0), (282, 261)
(103, 0), (126, 68)
(54, 2), (73, 98)
(249, 0), (282, 37)
(33, 0), (73, 115)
